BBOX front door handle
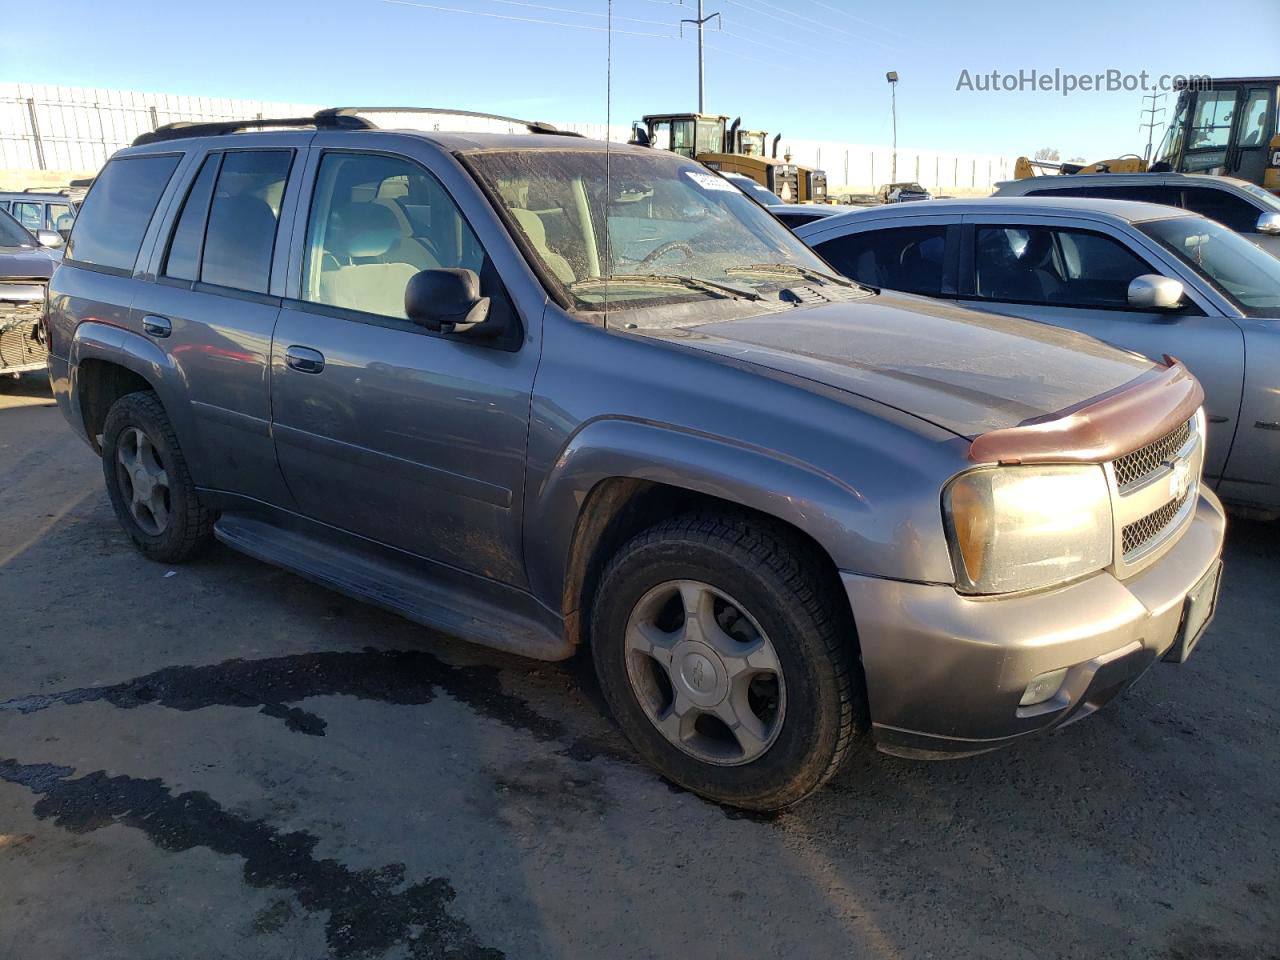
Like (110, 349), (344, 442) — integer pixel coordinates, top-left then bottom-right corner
(284, 345), (325, 374)
(142, 314), (171, 338)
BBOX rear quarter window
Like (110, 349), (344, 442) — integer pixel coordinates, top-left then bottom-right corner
(66, 154), (181, 272)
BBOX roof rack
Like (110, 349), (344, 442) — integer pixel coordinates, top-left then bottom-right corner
(131, 107), (584, 147)
(131, 113), (373, 146)
(316, 107), (583, 137)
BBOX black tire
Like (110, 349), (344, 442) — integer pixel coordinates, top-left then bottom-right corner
(101, 390), (214, 562)
(590, 512), (864, 811)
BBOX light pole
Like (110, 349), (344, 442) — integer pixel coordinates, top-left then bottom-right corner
(886, 71), (899, 183)
(681, 0), (721, 114)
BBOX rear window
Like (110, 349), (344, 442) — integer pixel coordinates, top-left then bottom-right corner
(66, 154), (180, 272)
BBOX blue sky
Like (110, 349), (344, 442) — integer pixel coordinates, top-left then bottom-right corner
(4, 0), (1277, 159)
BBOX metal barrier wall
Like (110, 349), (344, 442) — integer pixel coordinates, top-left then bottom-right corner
(1, 83), (1013, 195)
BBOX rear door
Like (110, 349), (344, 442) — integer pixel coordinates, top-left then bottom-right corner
(269, 137), (540, 587)
(956, 214), (1244, 480)
(131, 134), (310, 508)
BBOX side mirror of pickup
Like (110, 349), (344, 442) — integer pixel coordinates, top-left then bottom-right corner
(404, 268), (494, 336)
(35, 228), (64, 248)
(1128, 274), (1185, 311)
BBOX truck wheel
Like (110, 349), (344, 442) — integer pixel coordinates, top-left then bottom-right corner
(591, 513), (863, 811)
(101, 391), (214, 563)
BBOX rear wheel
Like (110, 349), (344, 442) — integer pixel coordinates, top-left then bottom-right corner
(591, 513), (863, 810)
(101, 391), (214, 562)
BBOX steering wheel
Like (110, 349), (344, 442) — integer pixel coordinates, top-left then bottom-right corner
(639, 240), (695, 267)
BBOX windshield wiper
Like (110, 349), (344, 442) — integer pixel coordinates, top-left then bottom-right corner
(725, 262), (863, 289)
(569, 274), (762, 301)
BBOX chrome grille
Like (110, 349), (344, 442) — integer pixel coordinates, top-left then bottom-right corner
(1122, 490), (1190, 555)
(1113, 419), (1192, 488)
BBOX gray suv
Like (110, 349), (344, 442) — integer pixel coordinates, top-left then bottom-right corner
(47, 110), (1225, 810)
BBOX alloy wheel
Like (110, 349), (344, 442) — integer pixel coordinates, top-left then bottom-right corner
(624, 579), (786, 766)
(114, 426), (171, 536)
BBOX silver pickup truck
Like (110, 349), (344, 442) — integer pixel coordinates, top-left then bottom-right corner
(46, 109), (1224, 810)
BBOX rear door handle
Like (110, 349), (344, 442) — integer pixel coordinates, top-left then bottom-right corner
(142, 314), (171, 338)
(284, 345), (325, 374)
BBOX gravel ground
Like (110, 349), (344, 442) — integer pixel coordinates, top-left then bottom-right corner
(1, 376), (1276, 960)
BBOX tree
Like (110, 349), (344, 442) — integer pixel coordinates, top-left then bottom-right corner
(1068, 156), (1087, 163)
(1034, 147), (1061, 161)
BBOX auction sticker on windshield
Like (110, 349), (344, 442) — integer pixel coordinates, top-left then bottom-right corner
(686, 170), (738, 192)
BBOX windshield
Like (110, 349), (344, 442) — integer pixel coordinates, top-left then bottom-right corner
(1237, 181), (1280, 213)
(1139, 216), (1280, 316)
(0, 208), (35, 247)
(467, 149), (837, 310)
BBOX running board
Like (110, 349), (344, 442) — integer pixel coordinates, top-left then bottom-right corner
(214, 514), (572, 661)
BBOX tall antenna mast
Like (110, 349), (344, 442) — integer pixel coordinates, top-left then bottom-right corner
(680, 0), (720, 113)
(1140, 92), (1167, 162)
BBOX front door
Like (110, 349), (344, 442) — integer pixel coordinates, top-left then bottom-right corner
(957, 217), (1244, 481)
(269, 146), (538, 587)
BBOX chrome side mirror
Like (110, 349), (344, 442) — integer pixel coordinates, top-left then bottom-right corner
(35, 228), (63, 248)
(1256, 211), (1280, 236)
(1128, 274), (1185, 310)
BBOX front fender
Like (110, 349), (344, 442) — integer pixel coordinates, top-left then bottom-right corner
(525, 415), (910, 610)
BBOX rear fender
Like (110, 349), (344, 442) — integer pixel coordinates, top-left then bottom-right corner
(69, 321), (199, 461)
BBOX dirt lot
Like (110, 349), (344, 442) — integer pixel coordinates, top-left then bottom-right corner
(1, 375), (1277, 960)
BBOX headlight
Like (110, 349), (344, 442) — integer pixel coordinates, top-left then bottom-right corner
(942, 465), (1113, 595)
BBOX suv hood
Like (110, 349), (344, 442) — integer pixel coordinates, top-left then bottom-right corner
(681, 293), (1154, 438)
(0, 245), (57, 279)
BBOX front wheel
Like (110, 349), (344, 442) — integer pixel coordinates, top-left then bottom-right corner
(101, 391), (214, 562)
(591, 513), (863, 811)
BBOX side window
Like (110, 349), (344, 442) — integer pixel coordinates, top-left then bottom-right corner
(65, 154), (181, 271)
(1180, 187), (1259, 233)
(1033, 184), (1181, 206)
(11, 201), (42, 232)
(1238, 89), (1270, 148)
(302, 152), (486, 320)
(163, 154), (220, 281)
(200, 150), (293, 293)
(814, 225), (948, 295)
(974, 225), (1152, 308)
(48, 203), (73, 234)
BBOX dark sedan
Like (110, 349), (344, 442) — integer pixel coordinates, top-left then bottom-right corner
(0, 208), (60, 380)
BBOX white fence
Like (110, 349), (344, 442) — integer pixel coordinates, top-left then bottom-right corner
(1, 83), (1014, 194)
(0, 83), (321, 171)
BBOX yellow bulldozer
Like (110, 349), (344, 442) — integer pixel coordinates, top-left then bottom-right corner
(1013, 154), (1149, 179)
(636, 113), (828, 202)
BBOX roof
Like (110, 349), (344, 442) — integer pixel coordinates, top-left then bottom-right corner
(796, 196), (1195, 234)
(994, 172), (1259, 193)
(127, 107), (618, 150)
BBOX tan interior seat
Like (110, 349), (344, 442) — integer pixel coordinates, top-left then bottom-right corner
(509, 207), (576, 285)
(318, 202), (436, 317)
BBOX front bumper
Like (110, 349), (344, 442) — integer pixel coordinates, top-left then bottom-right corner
(843, 489), (1226, 758)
